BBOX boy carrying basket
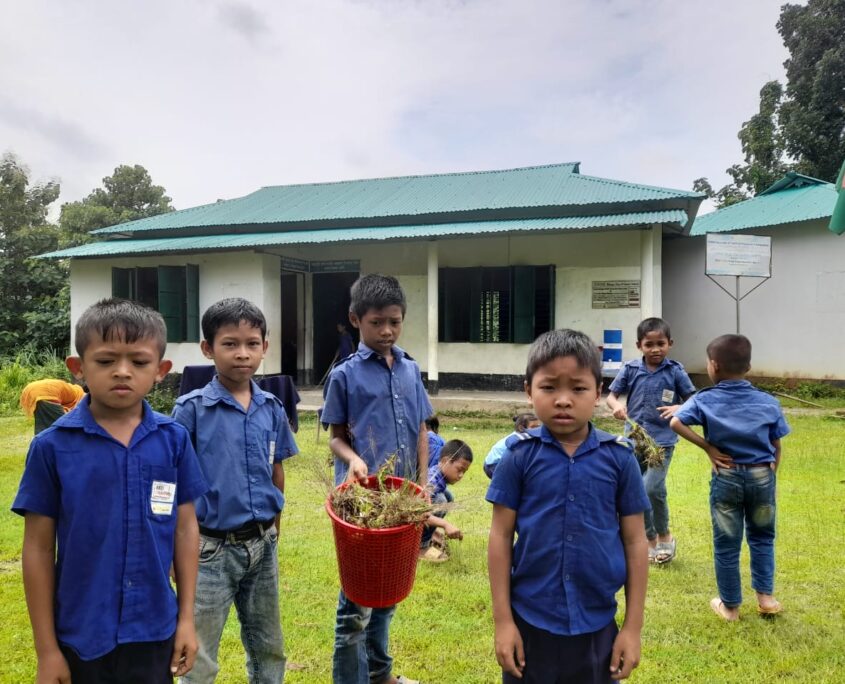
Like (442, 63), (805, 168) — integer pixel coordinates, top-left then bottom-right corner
(322, 274), (432, 684)
(13, 298), (208, 683)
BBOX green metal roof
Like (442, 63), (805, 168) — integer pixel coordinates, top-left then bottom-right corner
(91, 162), (702, 237)
(40, 210), (690, 259)
(691, 173), (836, 236)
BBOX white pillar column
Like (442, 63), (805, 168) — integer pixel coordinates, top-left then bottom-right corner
(427, 241), (439, 395)
(640, 224), (663, 319)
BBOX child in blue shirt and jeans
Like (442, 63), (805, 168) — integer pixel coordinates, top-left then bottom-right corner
(671, 334), (789, 621)
(322, 274), (432, 684)
(488, 329), (649, 683)
(607, 317), (696, 564)
(13, 298), (208, 683)
(172, 298), (298, 683)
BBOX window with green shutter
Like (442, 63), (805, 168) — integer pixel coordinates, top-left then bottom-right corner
(438, 265), (554, 343)
(110, 265), (200, 342)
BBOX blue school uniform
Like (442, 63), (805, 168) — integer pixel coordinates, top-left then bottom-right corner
(673, 379), (790, 464)
(172, 376), (298, 530)
(609, 357), (696, 446)
(11, 396), (207, 660)
(427, 431), (446, 466)
(486, 424), (649, 636)
(322, 342), (433, 485)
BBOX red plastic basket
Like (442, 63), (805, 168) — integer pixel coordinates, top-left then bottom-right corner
(326, 475), (426, 608)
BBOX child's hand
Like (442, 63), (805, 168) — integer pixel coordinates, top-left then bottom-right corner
(612, 406), (628, 421)
(346, 456), (369, 482)
(443, 522), (463, 540)
(609, 625), (641, 680)
(494, 619), (525, 678)
(36, 648), (71, 684)
(656, 404), (681, 420)
(170, 618), (199, 677)
(706, 445), (734, 472)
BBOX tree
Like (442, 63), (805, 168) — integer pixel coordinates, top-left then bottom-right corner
(696, 0), (845, 207)
(0, 153), (67, 355)
(60, 164), (174, 246)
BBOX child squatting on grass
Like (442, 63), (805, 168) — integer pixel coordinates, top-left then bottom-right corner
(487, 329), (650, 683)
(172, 297), (298, 682)
(419, 439), (473, 563)
(13, 298), (208, 683)
(606, 317), (696, 565)
(670, 334), (789, 622)
(322, 273), (432, 684)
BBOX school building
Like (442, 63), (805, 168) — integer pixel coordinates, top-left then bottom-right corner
(42, 162), (705, 392)
(663, 172), (844, 382)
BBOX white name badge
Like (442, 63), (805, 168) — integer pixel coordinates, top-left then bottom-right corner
(269, 441), (276, 465)
(661, 389), (675, 404)
(151, 480), (176, 503)
(151, 501), (173, 516)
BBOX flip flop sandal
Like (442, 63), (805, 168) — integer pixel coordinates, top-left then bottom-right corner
(419, 546), (449, 563)
(648, 546), (658, 564)
(655, 538), (676, 564)
(710, 597), (739, 622)
(396, 677), (420, 684)
(757, 600), (783, 616)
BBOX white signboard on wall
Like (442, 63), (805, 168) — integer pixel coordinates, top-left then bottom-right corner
(705, 234), (772, 277)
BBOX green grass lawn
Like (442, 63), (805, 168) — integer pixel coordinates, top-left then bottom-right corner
(1, 411), (844, 683)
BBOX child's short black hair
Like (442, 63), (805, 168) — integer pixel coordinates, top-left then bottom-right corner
(637, 317), (672, 342)
(349, 274), (407, 319)
(513, 412), (538, 432)
(425, 415), (440, 433)
(525, 329), (602, 388)
(75, 298), (167, 359)
(707, 334), (752, 375)
(440, 439), (473, 463)
(201, 298), (267, 344)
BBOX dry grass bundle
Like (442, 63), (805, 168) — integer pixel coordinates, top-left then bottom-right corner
(625, 418), (665, 468)
(330, 459), (432, 529)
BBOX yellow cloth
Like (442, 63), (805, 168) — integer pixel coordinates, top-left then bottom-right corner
(19, 379), (85, 418)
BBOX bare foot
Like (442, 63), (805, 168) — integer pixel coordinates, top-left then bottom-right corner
(710, 597), (739, 621)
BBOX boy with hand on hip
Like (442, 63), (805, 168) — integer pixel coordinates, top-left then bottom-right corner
(606, 317), (696, 564)
(322, 274), (432, 684)
(671, 334), (788, 621)
(488, 329), (649, 683)
(13, 298), (207, 683)
(172, 298), (298, 683)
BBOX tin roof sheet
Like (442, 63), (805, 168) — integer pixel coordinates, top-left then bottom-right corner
(41, 210), (689, 259)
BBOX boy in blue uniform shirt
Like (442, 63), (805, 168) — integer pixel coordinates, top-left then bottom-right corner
(13, 298), (207, 683)
(671, 334), (789, 621)
(606, 317), (696, 564)
(172, 298), (298, 683)
(322, 274), (432, 684)
(488, 329), (649, 683)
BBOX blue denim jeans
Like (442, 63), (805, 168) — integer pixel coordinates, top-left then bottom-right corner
(183, 527), (285, 684)
(710, 466), (777, 607)
(332, 590), (397, 684)
(642, 446), (674, 539)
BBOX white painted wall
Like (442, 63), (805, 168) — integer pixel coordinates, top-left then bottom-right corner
(663, 220), (845, 380)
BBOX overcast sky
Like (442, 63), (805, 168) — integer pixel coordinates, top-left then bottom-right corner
(1, 0), (790, 215)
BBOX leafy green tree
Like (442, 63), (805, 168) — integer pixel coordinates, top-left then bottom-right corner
(696, 0), (845, 207)
(60, 164), (174, 246)
(0, 153), (67, 355)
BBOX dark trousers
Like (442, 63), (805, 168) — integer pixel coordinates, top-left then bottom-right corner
(503, 612), (618, 684)
(34, 400), (64, 434)
(60, 634), (175, 684)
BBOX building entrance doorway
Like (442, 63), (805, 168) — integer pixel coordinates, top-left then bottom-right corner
(312, 271), (358, 384)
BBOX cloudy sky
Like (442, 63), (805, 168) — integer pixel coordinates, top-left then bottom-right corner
(1, 0), (790, 215)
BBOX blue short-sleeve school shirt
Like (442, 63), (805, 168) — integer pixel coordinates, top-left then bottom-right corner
(486, 424), (650, 636)
(427, 462), (448, 498)
(322, 342), (434, 486)
(172, 376), (298, 530)
(427, 431), (446, 466)
(673, 380), (790, 464)
(11, 396), (207, 660)
(609, 358), (697, 446)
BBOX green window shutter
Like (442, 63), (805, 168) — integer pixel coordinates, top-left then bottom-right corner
(158, 266), (186, 343)
(185, 264), (199, 342)
(512, 265), (536, 344)
(112, 268), (132, 299)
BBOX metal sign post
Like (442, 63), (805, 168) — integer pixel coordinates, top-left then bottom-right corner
(704, 234), (772, 334)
